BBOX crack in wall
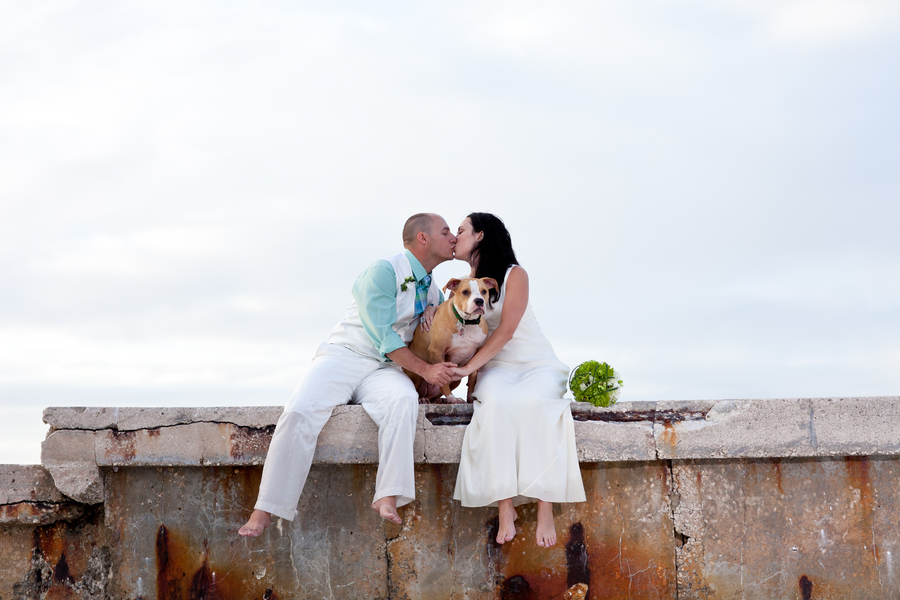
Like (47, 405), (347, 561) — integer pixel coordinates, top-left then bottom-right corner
(50, 420), (275, 433)
(667, 459), (681, 600)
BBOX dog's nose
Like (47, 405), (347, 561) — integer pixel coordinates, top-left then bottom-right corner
(474, 297), (484, 306)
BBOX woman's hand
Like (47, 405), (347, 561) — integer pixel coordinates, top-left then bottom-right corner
(451, 365), (474, 379)
(420, 305), (437, 332)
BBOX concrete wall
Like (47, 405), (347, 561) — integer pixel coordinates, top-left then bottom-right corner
(1, 397), (899, 599)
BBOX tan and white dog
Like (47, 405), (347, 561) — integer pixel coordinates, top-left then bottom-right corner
(404, 277), (498, 403)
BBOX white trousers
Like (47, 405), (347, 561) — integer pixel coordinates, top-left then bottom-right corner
(255, 343), (419, 521)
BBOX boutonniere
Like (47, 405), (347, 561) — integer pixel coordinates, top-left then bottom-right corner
(400, 276), (416, 292)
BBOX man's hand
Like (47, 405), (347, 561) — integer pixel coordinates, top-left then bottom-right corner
(422, 362), (458, 387)
(420, 305), (437, 332)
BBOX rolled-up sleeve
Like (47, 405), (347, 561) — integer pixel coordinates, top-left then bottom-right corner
(352, 261), (406, 358)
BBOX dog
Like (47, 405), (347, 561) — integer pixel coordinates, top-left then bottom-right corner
(404, 277), (498, 403)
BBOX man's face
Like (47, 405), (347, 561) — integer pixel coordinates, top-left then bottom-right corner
(428, 216), (457, 261)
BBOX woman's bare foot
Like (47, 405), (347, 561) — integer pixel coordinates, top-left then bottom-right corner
(496, 499), (517, 544)
(535, 501), (557, 547)
(238, 509), (271, 537)
(372, 496), (402, 524)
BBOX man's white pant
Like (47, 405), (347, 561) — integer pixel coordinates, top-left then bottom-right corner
(255, 343), (419, 521)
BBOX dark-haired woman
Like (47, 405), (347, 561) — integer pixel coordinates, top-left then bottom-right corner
(449, 213), (585, 547)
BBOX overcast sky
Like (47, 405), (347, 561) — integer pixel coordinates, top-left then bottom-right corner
(2, 0), (899, 464)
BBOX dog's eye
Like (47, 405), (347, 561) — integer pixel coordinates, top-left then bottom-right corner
(462, 290), (470, 295)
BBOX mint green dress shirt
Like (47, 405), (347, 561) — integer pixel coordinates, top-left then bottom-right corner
(352, 250), (443, 359)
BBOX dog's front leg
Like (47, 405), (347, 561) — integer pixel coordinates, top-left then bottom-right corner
(466, 370), (478, 403)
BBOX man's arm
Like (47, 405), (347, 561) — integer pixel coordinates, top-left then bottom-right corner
(352, 262), (407, 357)
(353, 262), (457, 386)
(386, 347), (457, 387)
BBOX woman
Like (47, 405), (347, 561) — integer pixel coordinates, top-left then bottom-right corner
(449, 213), (585, 547)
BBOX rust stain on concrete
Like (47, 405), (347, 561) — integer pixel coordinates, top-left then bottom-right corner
(495, 517), (670, 599)
(564, 522), (590, 590)
(844, 456), (874, 511)
(660, 422), (677, 455)
(229, 425), (274, 461)
(0, 501), (84, 525)
(11, 507), (111, 600)
(799, 575), (813, 599)
(107, 429), (138, 462)
(772, 459), (784, 495)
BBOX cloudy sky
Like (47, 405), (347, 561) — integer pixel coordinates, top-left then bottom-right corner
(2, 0), (898, 464)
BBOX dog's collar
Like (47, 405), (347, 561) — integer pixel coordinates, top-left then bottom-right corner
(452, 304), (482, 325)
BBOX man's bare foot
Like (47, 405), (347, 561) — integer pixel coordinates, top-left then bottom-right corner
(238, 509), (271, 537)
(536, 501), (557, 547)
(372, 496), (402, 524)
(496, 499), (517, 544)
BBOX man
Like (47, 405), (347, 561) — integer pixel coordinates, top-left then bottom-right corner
(239, 213), (458, 535)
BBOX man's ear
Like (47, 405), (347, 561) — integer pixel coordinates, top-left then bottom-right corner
(443, 278), (462, 292)
(416, 231), (428, 246)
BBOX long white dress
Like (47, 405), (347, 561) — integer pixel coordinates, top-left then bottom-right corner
(453, 266), (586, 508)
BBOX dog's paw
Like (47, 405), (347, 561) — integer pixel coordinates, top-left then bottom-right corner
(444, 394), (466, 405)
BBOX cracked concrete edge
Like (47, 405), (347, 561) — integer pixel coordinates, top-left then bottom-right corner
(41, 429), (104, 504)
(43, 405), (285, 431)
(0, 465), (68, 504)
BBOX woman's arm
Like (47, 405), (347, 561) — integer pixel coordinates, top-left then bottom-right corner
(452, 266), (529, 377)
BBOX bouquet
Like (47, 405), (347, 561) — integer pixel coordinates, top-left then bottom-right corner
(569, 361), (623, 407)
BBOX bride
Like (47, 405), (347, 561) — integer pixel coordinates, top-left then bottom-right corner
(448, 212), (585, 547)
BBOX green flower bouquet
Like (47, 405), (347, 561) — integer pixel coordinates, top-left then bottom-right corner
(569, 361), (623, 407)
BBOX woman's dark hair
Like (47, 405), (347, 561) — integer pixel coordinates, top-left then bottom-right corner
(468, 212), (519, 301)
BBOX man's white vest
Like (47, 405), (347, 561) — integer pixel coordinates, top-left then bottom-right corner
(325, 252), (441, 362)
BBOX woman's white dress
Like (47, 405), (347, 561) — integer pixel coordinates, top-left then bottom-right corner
(453, 266), (586, 508)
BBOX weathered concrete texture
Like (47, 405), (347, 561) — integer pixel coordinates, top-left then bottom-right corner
(388, 462), (676, 599)
(0, 505), (111, 599)
(101, 465), (390, 600)
(7, 456), (900, 598)
(672, 456), (900, 600)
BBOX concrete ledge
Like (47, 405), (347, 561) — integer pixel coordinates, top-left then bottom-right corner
(37, 397), (900, 504)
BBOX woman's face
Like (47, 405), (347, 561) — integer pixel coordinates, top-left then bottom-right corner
(455, 217), (483, 263)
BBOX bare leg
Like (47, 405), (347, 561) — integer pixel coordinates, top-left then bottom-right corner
(535, 501), (557, 547)
(496, 498), (517, 544)
(372, 496), (402, 524)
(238, 509), (271, 537)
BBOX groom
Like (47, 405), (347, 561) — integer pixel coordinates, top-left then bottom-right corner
(239, 213), (459, 535)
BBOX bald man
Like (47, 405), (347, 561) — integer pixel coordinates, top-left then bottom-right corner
(240, 213), (458, 535)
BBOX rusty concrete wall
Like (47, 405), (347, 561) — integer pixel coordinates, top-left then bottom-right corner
(2, 398), (900, 599)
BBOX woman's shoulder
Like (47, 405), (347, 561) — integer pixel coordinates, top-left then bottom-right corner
(503, 264), (529, 293)
(506, 264), (528, 282)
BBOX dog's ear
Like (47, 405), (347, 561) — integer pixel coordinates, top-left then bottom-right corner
(481, 278), (500, 307)
(443, 278), (462, 293)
